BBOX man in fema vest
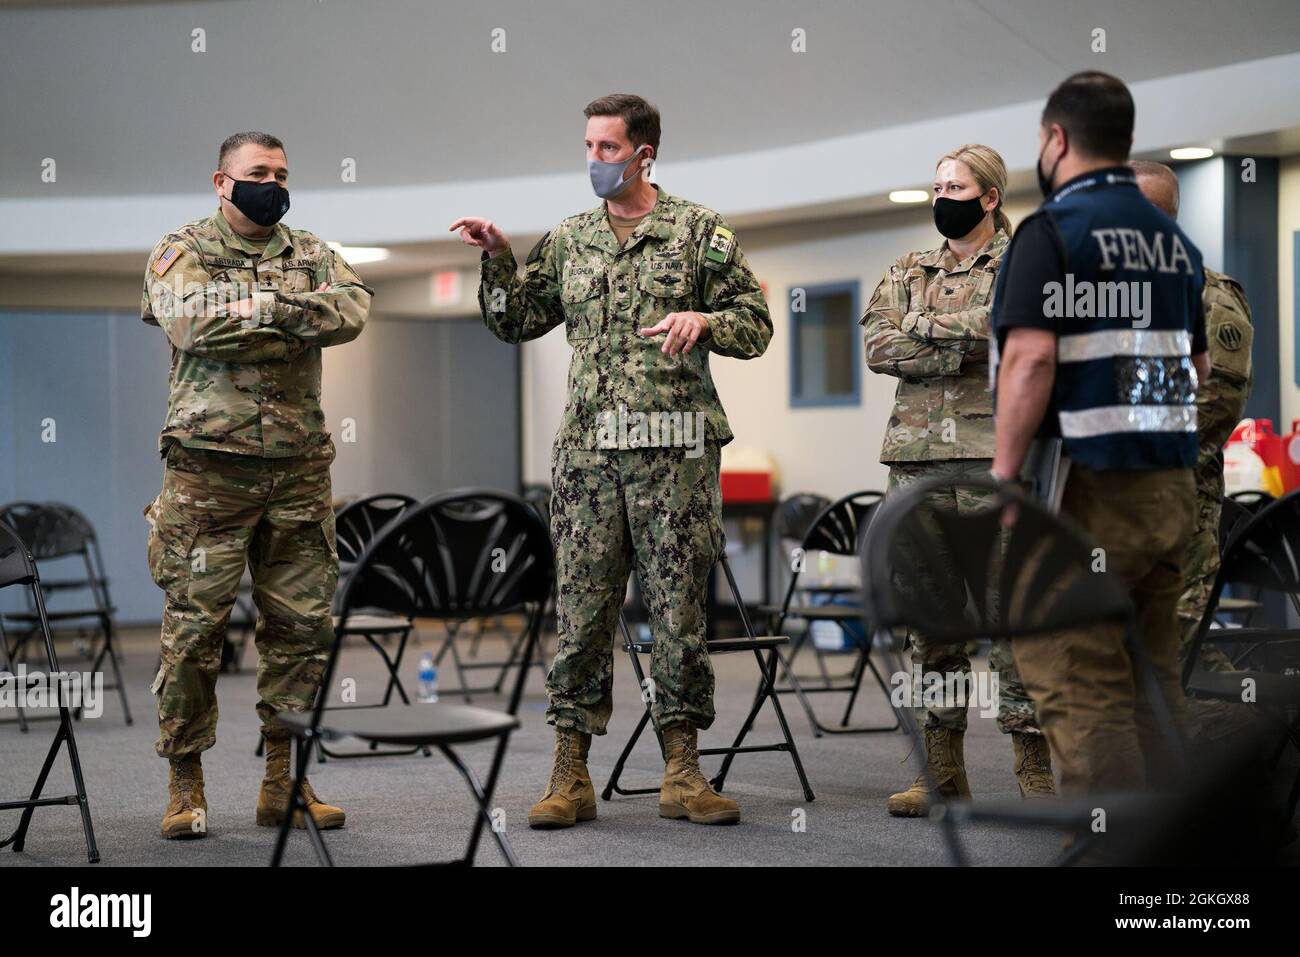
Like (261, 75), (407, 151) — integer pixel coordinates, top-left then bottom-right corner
(990, 71), (1210, 800)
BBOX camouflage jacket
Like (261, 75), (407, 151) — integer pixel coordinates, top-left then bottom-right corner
(477, 187), (771, 449)
(861, 229), (1008, 463)
(141, 210), (372, 459)
(1195, 267), (1253, 504)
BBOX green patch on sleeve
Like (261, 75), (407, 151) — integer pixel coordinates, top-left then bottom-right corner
(705, 225), (734, 265)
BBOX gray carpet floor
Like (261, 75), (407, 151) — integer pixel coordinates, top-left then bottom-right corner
(3, 623), (1066, 866)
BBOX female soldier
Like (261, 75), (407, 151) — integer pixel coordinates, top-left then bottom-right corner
(861, 144), (1054, 816)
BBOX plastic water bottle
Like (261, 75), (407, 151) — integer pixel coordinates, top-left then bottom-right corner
(417, 653), (438, 703)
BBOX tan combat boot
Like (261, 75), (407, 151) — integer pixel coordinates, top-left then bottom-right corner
(1012, 731), (1056, 798)
(887, 727), (971, 817)
(161, 754), (208, 839)
(659, 724), (740, 825)
(255, 736), (346, 829)
(528, 727), (596, 828)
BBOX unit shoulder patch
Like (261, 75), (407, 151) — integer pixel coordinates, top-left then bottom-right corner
(705, 224), (734, 265)
(1216, 321), (1246, 352)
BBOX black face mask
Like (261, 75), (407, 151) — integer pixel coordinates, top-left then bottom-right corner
(1036, 136), (1064, 199)
(932, 194), (988, 239)
(226, 177), (290, 227)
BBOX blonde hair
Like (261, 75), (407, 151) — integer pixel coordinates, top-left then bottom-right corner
(937, 144), (1011, 236)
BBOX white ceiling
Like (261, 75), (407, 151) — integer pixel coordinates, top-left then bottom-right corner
(3, 0), (1300, 198)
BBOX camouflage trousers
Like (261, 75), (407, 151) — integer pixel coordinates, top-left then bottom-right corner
(886, 459), (1041, 734)
(547, 443), (724, 735)
(145, 443), (338, 759)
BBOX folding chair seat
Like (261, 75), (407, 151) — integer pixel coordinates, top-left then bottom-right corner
(0, 502), (132, 725)
(1183, 489), (1300, 821)
(270, 489), (553, 867)
(0, 521), (100, 863)
(859, 475), (1187, 866)
(758, 490), (900, 736)
(602, 553), (815, 803)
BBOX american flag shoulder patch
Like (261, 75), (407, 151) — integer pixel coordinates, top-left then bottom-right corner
(152, 244), (182, 277)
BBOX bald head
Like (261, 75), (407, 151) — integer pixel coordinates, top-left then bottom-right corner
(1131, 160), (1180, 220)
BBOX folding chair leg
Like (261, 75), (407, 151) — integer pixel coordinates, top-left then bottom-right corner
(812, 645), (834, 687)
(102, 626), (134, 725)
(759, 686), (811, 806)
(440, 737), (518, 867)
(270, 735), (333, 867)
(2, 721), (62, 851)
(491, 627), (534, 695)
(601, 638), (664, 799)
(838, 648), (869, 726)
(712, 648), (815, 802)
(0, 629), (29, 732)
(774, 647), (827, 738)
(602, 707), (655, 800)
(377, 629), (414, 706)
(61, 709), (100, 864)
(312, 627), (430, 762)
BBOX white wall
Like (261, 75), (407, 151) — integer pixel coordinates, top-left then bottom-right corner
(1176, 157), (1225, 272)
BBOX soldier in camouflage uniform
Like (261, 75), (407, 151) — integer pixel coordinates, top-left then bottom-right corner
(453, 94), (771, 827)
(861, 145), (1053, 816)
(142, 132), (370, 839)
(1133, 162), (1254, 741)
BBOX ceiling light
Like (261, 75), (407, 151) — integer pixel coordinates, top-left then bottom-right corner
(328, 243), (390, 264)
(889, 190), (930, 204)
(1169, 147), (1214, 161)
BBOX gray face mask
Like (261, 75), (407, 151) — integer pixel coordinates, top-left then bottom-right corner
(588, 147), (646, 199)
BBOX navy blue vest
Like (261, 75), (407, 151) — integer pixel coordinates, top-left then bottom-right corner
(995, 168), (1205, 470)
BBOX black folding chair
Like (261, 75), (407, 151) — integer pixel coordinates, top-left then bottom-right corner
(1182, 488), (1300, 821)
(602, 552), (815, 803)
(248, 494), (420, 762)
(1212, 492), (1273, 625)
(270, 489), (553, 867)
(520, 483), (552, 530)
(759, 491), (900, 736)
(859, 474), (1187, 866)
(0, 502), (132, 725)
(762, 492), (831, 677)
(312, 494), (424, 761)
(0, 521), (100, 863)
(451, 483), (556, 688)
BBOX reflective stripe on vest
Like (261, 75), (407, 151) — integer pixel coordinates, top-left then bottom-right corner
(1058, 404), (1197, 439)
(1057, 329), (1191, 363)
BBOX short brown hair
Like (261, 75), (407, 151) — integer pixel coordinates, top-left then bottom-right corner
(1042, 71), (1134, 162)
(583, 94), (661, 157)
(218, 132), (285, 171)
